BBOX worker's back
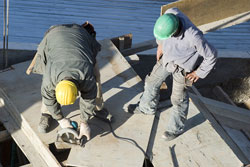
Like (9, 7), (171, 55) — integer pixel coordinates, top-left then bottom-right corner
(45, 24), (100, 65)
(39, 24), (101, 93)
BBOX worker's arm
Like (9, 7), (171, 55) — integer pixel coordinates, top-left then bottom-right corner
(193, 33), (217, 79)
(94, 62), (104, 111)
(41, 83), (62, 120)
(79, 73), (97, 122)
(78, 74), (96, 140)
(29, 36), (48, 75)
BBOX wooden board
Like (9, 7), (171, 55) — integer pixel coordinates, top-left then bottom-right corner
(161, 0), (250, 28)
(189, 88), (250, 164)
(195, 95), (250, 130)
(0, 61), (62, 145)
(0, 95), (50, 167)
(151, 101), (243, 167)
(66, 39), (154, 167)
(110, 33), (133, 50)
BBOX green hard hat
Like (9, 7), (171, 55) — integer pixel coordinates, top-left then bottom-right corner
(153, 14), (179, 40)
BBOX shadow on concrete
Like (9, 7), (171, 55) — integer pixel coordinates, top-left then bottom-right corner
(184, 112), (206, 133)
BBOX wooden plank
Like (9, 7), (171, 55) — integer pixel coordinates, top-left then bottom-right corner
(0, 99), (47, 167)
(161, 0), (250, 28)
(212, 85), (250, 143)
(213, 86), (237, 106)
(199, 11), (250, 33)
(151, 100), (243, 167)
(66, 39), (153, 167)
(110, 33), (132, 50)
(189, 87), (250, 164)
(0, 89), (61, 167)
(212, 86), (250, 133)
(0, 61), (62, 145)
(195, 95), (250, 130)
(121, 39), (157, 56)
(213, 114), (250, 132)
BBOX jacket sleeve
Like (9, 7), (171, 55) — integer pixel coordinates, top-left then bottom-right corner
(41, 82), (61, 117)
(193, 33), (217, 78)
(79, 72), (97, 118)
(32, 36), (48, 75)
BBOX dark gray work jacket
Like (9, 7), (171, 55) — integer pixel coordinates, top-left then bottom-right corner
(33, 24), (101, 117)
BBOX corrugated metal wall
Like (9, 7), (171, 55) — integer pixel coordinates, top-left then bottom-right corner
(0, 0), (250, 51)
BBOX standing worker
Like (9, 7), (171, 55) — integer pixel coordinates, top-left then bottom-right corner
(27, 22), (107, 140)
(128, 8), (217, 141)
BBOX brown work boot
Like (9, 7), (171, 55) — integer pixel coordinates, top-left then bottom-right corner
(38, 114), (52, 133)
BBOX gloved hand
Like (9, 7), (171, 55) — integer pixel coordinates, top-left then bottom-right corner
(78, 122), (91, 140)
(58, 118), (73, 129)
(156, 44), (163, 61)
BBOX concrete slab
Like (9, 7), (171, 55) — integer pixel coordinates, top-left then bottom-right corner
(151, 101), (243, 167)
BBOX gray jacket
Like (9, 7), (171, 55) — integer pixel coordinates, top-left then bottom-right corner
(33, 24), (101, 118)
(161, 8), (217, 78)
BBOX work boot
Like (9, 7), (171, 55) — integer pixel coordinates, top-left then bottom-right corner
(162, 131), (180, 141)
(127, 104), (143, 114)
(128, 104), (155, 115)
(38, 114), (52, 133)
(93, 108), (113, 122)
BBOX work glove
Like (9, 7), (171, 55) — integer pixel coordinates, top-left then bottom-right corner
(58, 118), (73, 129)
(78, 122), (91, 141)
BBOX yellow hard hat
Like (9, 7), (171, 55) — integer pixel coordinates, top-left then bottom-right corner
(55, 80), (78, 105)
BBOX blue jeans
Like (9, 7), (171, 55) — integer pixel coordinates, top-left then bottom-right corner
(138, 59), (189, 135)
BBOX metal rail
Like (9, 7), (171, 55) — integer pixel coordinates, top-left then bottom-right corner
(2, 0), (9, 69)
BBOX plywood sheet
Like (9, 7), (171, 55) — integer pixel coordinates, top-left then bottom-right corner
(161, 0), (250, 27)
(151, 101), (243, 167)
(66, 39), (154, 167)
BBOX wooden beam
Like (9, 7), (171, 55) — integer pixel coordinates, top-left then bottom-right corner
(199, 11), (250, 33)
(0, 89), (61, 167)
(194, 95), (250, 130)
(212, 86), (236, 106)
(212, 85), (250, 137)
(110, 33), (132, 51)
(189, 86), (250, 164)
(121, 39), (157, 56)
(161, 0), (250, 27)
(0, 100), (47, 166)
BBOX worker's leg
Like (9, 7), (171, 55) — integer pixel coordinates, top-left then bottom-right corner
(165, 67), (189, 136)
(38, 101), (53, 133)
(93, 62), (104, 111)
(40, 101), (51, 115)
(137, 59), (171, 114)
(41, 98), (63, 120)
